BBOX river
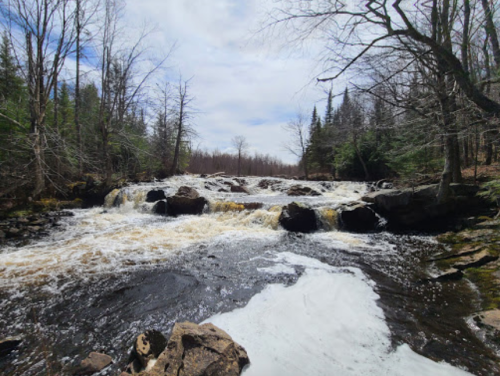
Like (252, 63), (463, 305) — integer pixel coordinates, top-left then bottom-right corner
(0, 176), (498, 375)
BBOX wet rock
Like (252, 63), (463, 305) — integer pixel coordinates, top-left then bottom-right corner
(474, 310), (500, 331)
(207, 172), (226, 178)
(134, 330), (168, 369)
(242, 202), (263, 210)
(453, 251), (499, 270)
(145, 322), (249, 376)
(279, 202), (318, 233)
(230, 186), (250, 194)
(6, 228), (20, 237)
(0, 230), (4, 239)
(79, 352), (113, 375)
(339, 204), (379, 233)
(426, 269), (464, 283)
(167, 187), (207, 216)
(152, 201), (167, 215)
(0, 336), (22, 357)
(234, 178), (247, 186)
(177, 186), (200, 199)
(287, 185), (321, 197)
(362, 183), (492, 231)
(257, 179), (280, 191)
(26, 226), (41, 233)
(146, 190), (167, 203)
(218, 188), (229, 193)
(29, 218), (47, 226)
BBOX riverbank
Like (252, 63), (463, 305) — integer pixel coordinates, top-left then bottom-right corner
(435, 216), (500, 355)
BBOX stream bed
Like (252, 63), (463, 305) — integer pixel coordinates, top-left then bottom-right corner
(0, 176), (499, 375)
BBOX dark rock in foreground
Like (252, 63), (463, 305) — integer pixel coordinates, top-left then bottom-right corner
(287, 185), (321, 197)
(167, 187), (207, 216)
(135, 330), (167, 369)
(279, 202), (318, 233)
(339, 204), (379, 233)
(0, 336), (22, 357)
(136, 322), (249, 376)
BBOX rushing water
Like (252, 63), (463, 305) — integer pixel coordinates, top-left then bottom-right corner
(0, 176), (498, 375)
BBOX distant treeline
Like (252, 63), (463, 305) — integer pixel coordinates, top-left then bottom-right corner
(188, 149), (298, 177)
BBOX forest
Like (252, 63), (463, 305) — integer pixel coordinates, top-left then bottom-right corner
(278, 0), (500, 204)
(0, 0), (295, 209)
(0, 0), (500, 207)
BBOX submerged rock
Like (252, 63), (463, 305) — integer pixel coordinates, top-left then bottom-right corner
(279, 202), (318, 233)
(339, 204), (379, 233)
(145, 322), (249, 376)
(167, 187), (207, 216)
(0, 336), (22, 357)
(146, 190), (167, 203)
(230, 185), (250, 194)
(287, 185), (321, 197)
(79, 352), (112, 375)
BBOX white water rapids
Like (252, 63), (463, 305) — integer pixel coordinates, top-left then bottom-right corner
(0, 176), (477, 375)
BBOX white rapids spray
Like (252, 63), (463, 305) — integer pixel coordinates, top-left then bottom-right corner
(0, 176), (367, 288)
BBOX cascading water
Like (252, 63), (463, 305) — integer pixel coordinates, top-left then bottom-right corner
(0, 176), (498, 375)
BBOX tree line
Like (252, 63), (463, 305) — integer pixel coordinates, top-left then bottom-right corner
(0, 0), (296, 204)
(277, 0), (500, 202)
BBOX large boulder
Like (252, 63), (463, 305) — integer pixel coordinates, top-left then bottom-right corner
(144, 322), (249, 376)
(152, 201), (167, 215)
(146, 190), (167, 203)
(339, 204), (379, 233)
(167, 187), (207, 216)
(287, 185), (321, 197)
(279, 202), (318, 233)
(362, 183), (492, 231)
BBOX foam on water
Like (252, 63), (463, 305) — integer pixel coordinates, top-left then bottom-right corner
(205, 252), (472, 376)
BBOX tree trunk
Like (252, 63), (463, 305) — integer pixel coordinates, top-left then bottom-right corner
(437, 134), (454, 202)
(353, 133), (369, 181)
(481, 0), (500, 69)
(237, 151), (241, 177)
(75, 0), (82, 176)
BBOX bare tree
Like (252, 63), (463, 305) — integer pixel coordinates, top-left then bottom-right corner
(231, 135), (249, 177)
(96, 0), (169, 185)
(1, 0), (77, 197)
(170, 78), (195, 176)
(283, 112), (309, 179)
(270, 0), (500, 200)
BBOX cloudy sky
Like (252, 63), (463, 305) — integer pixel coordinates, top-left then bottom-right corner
(123, 0), (333, 164)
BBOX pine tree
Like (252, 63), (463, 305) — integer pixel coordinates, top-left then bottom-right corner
(324, 89), (334, 126)
(0, 31), (23, 103)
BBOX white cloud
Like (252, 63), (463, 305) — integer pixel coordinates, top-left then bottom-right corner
(123, 0), (334, 164)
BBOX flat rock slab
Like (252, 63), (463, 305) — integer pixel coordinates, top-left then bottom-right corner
(453, 250), (499, 270)
(79, 352), (113, 375)
(475, 310), (500, 331)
